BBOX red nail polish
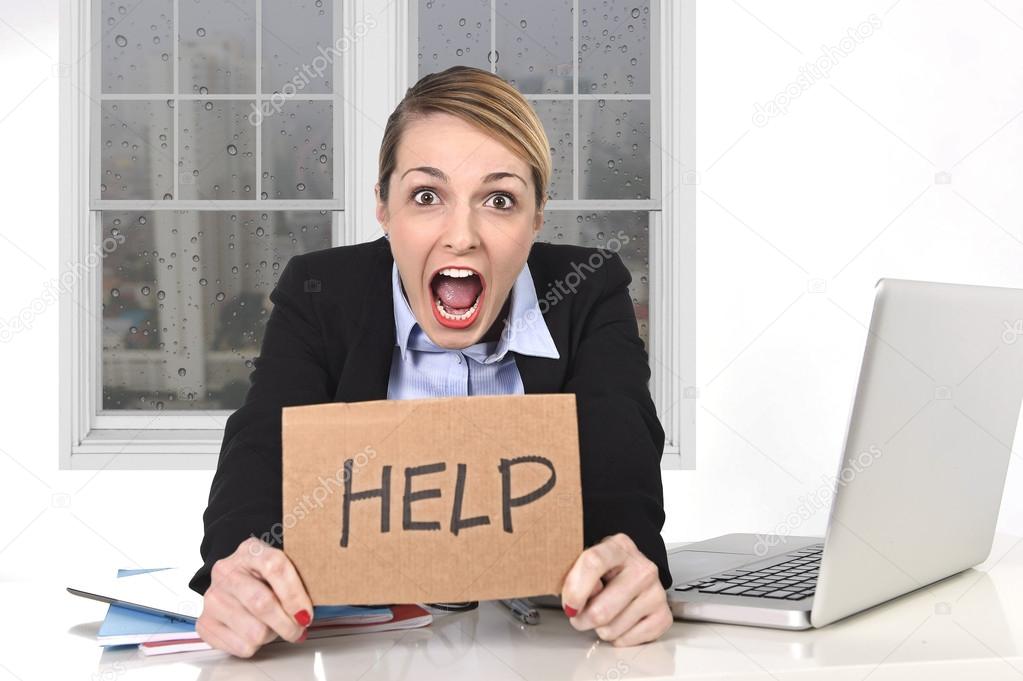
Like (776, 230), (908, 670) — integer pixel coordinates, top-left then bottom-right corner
(294, 609), (311, 626)
(563, 604), (578, 617)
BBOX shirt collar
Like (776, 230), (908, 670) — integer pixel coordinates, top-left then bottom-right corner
(391, 261), (560, 364)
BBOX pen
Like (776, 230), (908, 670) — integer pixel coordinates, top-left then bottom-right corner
(498, 598), (540, 625)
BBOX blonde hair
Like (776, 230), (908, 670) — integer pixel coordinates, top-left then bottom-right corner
(377, 65), (551, 210)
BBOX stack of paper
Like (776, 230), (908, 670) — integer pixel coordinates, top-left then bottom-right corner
(70, 568), (433, 657)
(138, 604), (433, 656)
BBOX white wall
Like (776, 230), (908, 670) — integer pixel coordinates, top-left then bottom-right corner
(661, 0), (1023, 542)
(0, 0), (1020, 586)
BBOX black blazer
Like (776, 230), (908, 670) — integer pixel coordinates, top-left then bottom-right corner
(189, 236), (671, 594)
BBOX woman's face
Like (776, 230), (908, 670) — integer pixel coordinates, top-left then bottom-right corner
(376, 112), (543, 349)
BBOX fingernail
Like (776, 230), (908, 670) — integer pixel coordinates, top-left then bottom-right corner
(294, 609), (311, 626)
(298, 629), (308, 643)
(563, 604), (578, 617)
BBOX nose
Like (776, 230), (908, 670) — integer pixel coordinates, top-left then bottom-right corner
(441, 204), (481, 254)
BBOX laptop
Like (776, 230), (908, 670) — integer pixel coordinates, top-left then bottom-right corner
(667, 278), (1023, 629)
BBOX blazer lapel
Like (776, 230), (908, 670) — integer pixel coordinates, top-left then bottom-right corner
(514, 353), (564, 394)
(513, 256), (567, 394)
(334, 240), (395, 403)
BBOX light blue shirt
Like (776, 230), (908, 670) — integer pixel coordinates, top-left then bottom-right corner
(386, 262), (560, 399)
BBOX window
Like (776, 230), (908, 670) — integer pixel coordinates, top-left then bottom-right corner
(61, 0), (693, 467)
(96, 0), (340, 416)
(415, 0), (656, 343)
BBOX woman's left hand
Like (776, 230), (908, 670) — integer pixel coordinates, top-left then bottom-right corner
(560, 533), (673, 646)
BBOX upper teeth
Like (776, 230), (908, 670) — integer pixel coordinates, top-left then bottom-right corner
(439, 268), (476, 278)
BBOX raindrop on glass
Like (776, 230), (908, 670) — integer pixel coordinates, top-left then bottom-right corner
(226, 144), (238, 156)
(114, 34), (127, 47)
(196, 27), (206, 37)
(296, 182), (306, 191)
(141, 285), (151, 295)
(177, 367), (187, 377)
(216, 292), (226, 301)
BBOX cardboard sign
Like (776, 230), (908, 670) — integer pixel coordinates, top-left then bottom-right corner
(282, 394), (583, 604)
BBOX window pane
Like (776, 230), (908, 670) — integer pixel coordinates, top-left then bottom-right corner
(495, 0), (572, 94)
(579, 99), (650, 200)
(539, 211), (649, 345)
(530, 100), (573, 200)
(579, 0), (650, 95)
(179, 0), (257, 94)
(261, 101), (333, 200)
(262, 0), (334, 94)
(418, 0), (491, 73)
(100, 100), (174, 200)
(101, 210), (332, 410)
(178, 100), (257, 200)
(101, 0), (174, 94)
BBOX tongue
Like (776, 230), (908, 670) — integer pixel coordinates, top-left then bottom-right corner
(434, 275), (482, 311)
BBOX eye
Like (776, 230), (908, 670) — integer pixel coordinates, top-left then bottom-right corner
(484, 193), (515, 210)
(412, 188), (439, 206)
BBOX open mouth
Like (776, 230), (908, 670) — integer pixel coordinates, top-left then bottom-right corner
(429, 267), (485, 329)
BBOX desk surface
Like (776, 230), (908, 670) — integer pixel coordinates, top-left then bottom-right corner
(6, 534), (1023, 681)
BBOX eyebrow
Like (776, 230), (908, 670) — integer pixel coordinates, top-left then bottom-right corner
(399, 166), (527, 188)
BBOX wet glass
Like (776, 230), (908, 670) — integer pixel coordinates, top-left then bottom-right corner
(418, 0), (491, 73)
(179, 0), (257, 94)
(101, 211), (332, 410)
(261, 101), (334, 200)
(99, 100), (174, 200)
(178, 100), (258, 200)
(530, 99), (573, 200)
(101, 0), (174, 94)
(579, 98), (650, 200)
(495, 0), (573, 94)
(578, 0), (651, 95)
(540, 210), (650, 345)
(262, 0), (335, 94)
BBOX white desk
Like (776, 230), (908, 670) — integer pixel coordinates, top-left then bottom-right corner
(5, 535), (1022, 680)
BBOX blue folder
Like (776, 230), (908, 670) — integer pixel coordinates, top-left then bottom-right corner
(97, 568), (391, 647)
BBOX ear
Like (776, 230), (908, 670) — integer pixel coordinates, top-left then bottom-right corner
(374, 182), (388, 232)
(532, 202), (545, 237)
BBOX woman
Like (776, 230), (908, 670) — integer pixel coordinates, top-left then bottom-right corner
(190, 66), (672, 657)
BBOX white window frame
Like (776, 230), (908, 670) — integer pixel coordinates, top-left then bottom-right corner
(59, 0), (694, 469)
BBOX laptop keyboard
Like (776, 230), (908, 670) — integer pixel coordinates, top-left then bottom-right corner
(673, 543), (823, 601)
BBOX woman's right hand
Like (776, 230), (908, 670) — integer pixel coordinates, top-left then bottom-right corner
(196, 537), (314, 657)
